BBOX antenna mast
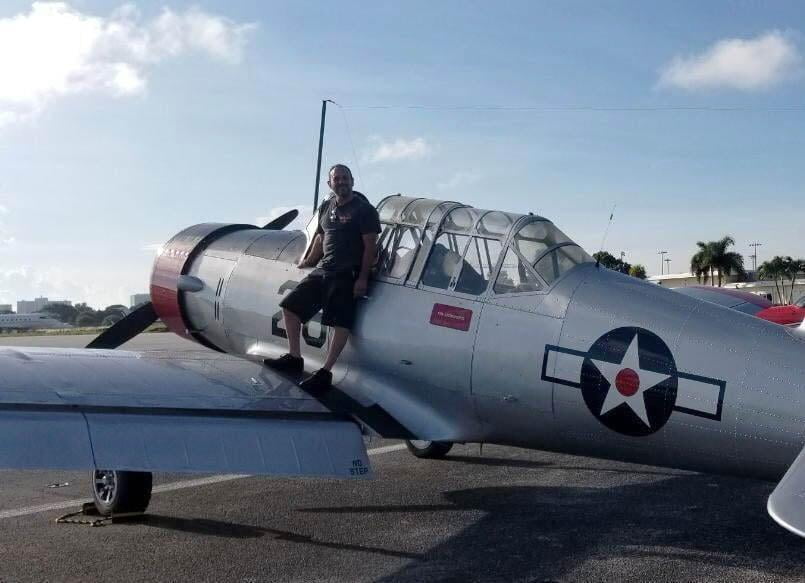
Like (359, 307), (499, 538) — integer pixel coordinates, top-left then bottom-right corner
(313, 100), (333, 212)
(595, 205), (617, 268)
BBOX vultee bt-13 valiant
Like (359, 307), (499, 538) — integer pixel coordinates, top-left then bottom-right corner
(2, 195), (805, 538)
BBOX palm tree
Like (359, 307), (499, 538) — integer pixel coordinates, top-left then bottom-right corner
(709, 236), (745, 287)
(760, 256), (805, 304)
(759, 256), (787, 303)
(795, 259), (805, 303)
(691, 242), (712, 285)
(689, 236), (745, 287)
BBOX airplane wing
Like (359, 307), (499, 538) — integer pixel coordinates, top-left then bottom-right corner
(768, 444), (805, 537)
(0, 347), (370, 478)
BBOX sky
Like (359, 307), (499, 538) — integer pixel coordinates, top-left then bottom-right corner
(0, 0), (803, 308)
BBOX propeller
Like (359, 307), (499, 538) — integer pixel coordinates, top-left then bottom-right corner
(87, 210), (300, 350)
(86, 301), (158, 349)
(262, 209), (299, 230)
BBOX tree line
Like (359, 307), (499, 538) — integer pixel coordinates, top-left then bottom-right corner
(39, 303), (128, 327)
(595, 237), (804, 304)
(592, 251), (647, 279)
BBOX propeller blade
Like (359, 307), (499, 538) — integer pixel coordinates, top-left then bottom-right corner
(262, 209), (299, 230)
(86, 301), (158, 349)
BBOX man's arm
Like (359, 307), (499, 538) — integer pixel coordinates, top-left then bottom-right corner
(354, 233), (378, 298)
(298, 234), (323, 268)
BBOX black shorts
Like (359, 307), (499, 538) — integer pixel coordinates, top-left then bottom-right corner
(279, 270), (358, 330)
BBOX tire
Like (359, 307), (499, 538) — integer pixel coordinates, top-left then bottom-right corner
(405, 440), (453, 459)
(91, 470), (153, 516)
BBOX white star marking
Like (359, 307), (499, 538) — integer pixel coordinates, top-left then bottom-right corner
(590, 333), (672, 427)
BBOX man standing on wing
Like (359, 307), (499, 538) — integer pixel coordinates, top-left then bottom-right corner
(265, 164), (381, 391)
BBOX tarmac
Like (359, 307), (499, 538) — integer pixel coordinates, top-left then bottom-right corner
(0, 333), (803, 582)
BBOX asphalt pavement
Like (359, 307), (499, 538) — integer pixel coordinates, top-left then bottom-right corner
(0, 333), (803, 583)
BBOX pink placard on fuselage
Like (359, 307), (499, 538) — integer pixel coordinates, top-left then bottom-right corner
(430, 303), (473, 332)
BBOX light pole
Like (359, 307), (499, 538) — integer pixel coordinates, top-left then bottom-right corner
(658, 250), (668, 275)
(749, 242), (763, 273)
(664, 257), (671, 274)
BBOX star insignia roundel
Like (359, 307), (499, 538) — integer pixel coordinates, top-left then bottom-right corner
(580, 327), (678, 436)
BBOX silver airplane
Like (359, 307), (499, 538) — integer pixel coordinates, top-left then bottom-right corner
(0, 313), (71, 330)
(2, 195), (805, 539)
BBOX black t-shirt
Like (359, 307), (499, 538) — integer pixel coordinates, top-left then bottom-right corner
(316, 192), (381, 273)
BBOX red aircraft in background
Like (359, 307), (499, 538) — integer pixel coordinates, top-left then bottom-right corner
(758, 296), (805, 326)
(673, 286), (805, 327)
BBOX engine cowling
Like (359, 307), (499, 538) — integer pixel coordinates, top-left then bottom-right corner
(149, 223), (255, 345)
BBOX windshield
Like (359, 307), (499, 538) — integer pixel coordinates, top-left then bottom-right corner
(502, 219), (592, 290)
(511, 220), (572, 265)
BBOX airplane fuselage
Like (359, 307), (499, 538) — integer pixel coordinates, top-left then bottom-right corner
(153, 215), (805, 484)
(0, 314), (71, 331)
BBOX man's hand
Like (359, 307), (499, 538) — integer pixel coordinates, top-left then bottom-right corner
(353, 277), (369, 298)
(298, 234), (323, 269)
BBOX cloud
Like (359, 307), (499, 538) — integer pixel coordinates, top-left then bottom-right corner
(0, 265), (141, 309)
(658, 31), (801, 91)
(0, 266), (66, 305)
(0, 2), (257, 125)
(0, 203), (13, 247)
(0, 111), (19, 128)
(364, 137), (432, 163)
(437, 171), (481, 191)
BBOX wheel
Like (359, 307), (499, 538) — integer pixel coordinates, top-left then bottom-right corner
(405, 440), (453, 459)
(91, 470), (153, 516)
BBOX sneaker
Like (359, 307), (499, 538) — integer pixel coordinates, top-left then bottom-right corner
(263, 353), (304, 375)
(299, 368), (333, 392)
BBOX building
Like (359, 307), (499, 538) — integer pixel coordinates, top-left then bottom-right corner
(649, 271), (805, 305)
(130, 293), (150, 308)
(0, 304), (12, 313)
(16, 297), (72, 314)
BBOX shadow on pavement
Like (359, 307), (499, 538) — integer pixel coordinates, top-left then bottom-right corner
(144, 514), (423, 560)
(143, 515), (265, 538)
(438, 454), (685, 478)
(302, 474), (805, 583)
(440, 455), (552, 470)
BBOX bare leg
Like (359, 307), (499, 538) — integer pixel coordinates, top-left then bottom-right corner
(322, 326), (350, 371)
(283, 309), (303, 358)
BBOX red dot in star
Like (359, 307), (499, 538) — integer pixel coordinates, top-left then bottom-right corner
(615, 368), (640, 396)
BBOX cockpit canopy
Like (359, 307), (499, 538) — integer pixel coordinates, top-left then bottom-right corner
(374, 195), (592, 296)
